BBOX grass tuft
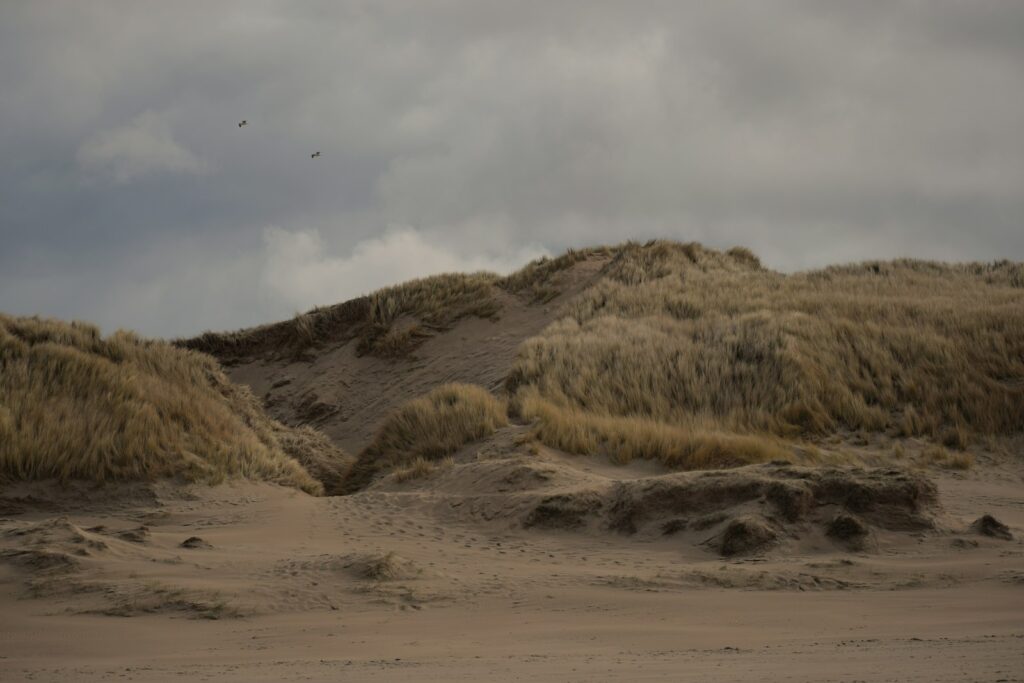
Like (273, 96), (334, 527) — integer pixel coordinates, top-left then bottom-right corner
(344, 384), (506, 490)
(392, 456), (455, 483)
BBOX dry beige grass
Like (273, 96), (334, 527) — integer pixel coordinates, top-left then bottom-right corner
(917, 445), (975, 471)
(392, 456), (455, 483)
(0, 314), (331, 493)
(518, 389), (790, 468)
(272, 424), (354, 495)
(170, 240), (1024, 478)
(344, 383), (506, 491)
(366, 272), (501, 328)
(508, 240), (1024, 465)
(499, 246), (613, 302)
(358, 273), (501, 356)
(182, 246), (623, 361)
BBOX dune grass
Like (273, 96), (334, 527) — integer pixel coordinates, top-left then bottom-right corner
(392, 455), (456, 483)
(0, 314), (331, 493)
(272, 424), (353, 495)
(358, 273), (502, 355)
(182, 245), (625, 362)
(507, 240), (1024, 465)
(498, 245), (614, 302)
(182, 272), (504, 360)
(164, 240), (1024, 482)
(517, 389), (790, 468)
(344, 383), (506, 490)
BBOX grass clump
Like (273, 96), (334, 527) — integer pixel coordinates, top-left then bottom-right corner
(499, 246), (613, 302)
(392, 456), (455, 483)
(917, 445), (975, 471)
(273, 424), (354, 495)
(345, 552), (422, 582)
(358, 272), (502, 355)
(366, 272), (501, 328)
(0, 314), (330, 493)
(344, 383), (506, 490)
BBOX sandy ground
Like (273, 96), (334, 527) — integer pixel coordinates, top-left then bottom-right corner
(2, 444), (1022, 682)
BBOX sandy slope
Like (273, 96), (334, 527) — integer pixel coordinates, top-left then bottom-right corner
(223, 259), (607, 453)
(2, 440), (1022, 682)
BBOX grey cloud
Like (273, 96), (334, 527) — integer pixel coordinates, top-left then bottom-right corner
(77, 111), (207, 183)
(1, 1), (1021, 337)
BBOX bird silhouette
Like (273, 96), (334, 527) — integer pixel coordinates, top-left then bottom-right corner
(311, 151), (321, 159)
(238, 120), (248, 128)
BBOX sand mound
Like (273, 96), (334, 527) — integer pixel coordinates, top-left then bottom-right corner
(179, 536), (213, 549)
(94, 584), (239, 619)
(718, 516), (779, 556)
(2, 516), (110, 558)
(523, 464), (938, 556)
(0, 513), (243, 618)
(826, 513), (871, 550)
(342, 552), (423, 582)
(970, 514), (1013, 540)
(0, 518), (106, 599)
(524, 492), (606, 530)
(606, 464), (936, 535)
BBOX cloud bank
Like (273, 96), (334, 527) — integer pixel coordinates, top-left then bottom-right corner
(1, 2), (1021, 336)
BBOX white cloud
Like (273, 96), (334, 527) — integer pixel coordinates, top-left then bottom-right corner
(77, 110), (205, 183)
(261, 226), (549, 311)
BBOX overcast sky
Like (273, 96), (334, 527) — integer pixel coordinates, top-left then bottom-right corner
(2, 2), (1022, 338)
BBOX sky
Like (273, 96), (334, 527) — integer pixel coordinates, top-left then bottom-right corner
(2, 2), (1022, 338)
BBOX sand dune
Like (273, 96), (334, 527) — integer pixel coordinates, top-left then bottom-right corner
(2, 242), (1023, 680)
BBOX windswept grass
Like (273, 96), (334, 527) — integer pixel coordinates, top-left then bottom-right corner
(183, 246), (624, 361)
(180, 297), (371, 360)
(182, 273), (503, 360)
(358, 273), (501, 355)
(344, 383), (506, 490)
(366, 273), (501, 328)
(508, 240), (1024, 464)
(917, 445), (975, 471)
(392, 455), (455, 483)
(499, 246), (614, 302)
(517, 389), (790, 468)
(273, 424), (353, 495)
(0, 314), (333, 493)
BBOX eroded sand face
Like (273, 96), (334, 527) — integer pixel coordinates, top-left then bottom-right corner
(1, 442), (1022, 682)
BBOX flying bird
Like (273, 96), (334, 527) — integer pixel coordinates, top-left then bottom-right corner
(311, 151), (321, 159)
(238, 120), (248, 128)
